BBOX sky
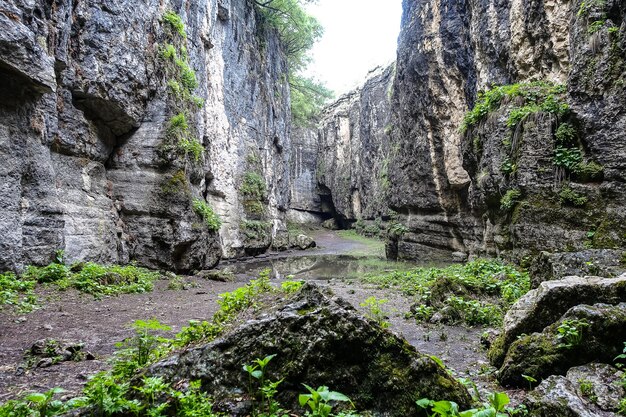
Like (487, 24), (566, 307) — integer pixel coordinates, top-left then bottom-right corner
(303, 0), (403, 96)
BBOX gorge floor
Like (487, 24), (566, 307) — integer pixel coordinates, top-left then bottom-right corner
(0, 230), (524, 406)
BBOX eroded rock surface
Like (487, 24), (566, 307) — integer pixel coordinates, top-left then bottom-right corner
(489, 274), (626, 367)
(0, 0), (291, 271)
(145, 283), (471, 416)
(526, 363), (625, 417)
(497, 303), (626, 386)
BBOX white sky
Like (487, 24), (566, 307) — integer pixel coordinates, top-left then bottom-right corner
(303, 0), (403, 96)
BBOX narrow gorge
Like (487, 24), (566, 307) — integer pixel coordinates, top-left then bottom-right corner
(1, 0), (626, 416)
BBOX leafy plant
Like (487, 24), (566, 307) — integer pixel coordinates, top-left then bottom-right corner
(556, 319), (590, 349)
(578, 379), (598, 403)
(522, 374), (537, 390)
(178, 137), (204, 161)
(559, 187), (588, 207)
(83, 372), (141, 417)
(360, 297), (390, 328)
(417, 391), (510, 417)
(192, 199), (222, 231)
(174, 380), (220, 417)
(299, 384), (353, 417)
(243, 354), (286, 416)
(554, 146), (583, 170)
(241, 172), (268, 200)
(112, 319), (172, 378)
(555, 123), (577, 146)
(0, 271), (38, 313)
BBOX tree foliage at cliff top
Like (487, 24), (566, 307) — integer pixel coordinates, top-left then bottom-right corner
(254, 0), (333, 125)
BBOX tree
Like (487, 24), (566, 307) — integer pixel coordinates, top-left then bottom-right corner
(253, 0), (334, 125)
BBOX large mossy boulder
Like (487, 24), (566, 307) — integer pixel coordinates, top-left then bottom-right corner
(525, 363), (625, 417)
(488, 275), (626, 367)
(145, 283), (471, 416)
(497, 303), (626, 387)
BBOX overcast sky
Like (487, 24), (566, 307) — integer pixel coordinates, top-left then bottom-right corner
(303, 0), (403, 96)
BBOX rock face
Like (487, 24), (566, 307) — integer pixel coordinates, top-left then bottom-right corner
(366, 0), (626, 262)
(497, 302), (626, 387)
(526, 363), (625, 417)
(0, 0), (291, 271)
(488, 274), (626, 367)
(316, 65), (395, 226)
(146, 284), (471, 416)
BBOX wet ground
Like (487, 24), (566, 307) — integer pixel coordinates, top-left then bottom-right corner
(0, 229), (522, 405)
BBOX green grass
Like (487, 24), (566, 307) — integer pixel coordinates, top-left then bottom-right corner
(336, 229), (385, 257)
(362, 259), (530, 326)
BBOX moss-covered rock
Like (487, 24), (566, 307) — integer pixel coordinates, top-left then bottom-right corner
(497, 303), (626, 387)
(145, 283), (471, 416)
(490, 275), (626, 368)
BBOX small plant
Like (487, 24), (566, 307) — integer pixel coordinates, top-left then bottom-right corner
(556, 319), (590, 349)
(554, 146), (583, 170)
(522, 374), (537, 390)
(559, 187), (588, 207)
(411, 304), (435, 322)
(360, 297), (390, 328)
(243, 354), (286, 416)
(500, 189), (522, 211)
(162, 10), (187, 38)
(174, 380), (220, 417)
(500, 159), (516, 175)
(299, 385), (353, 417)
(112, 319), (172, 378)
(241, 172), (268, 200)
(417, 391), (510, 417)
(83, 372), (141, 417)
(573, 161), (604, 182)
(168, 112), (188, 134)
(281, 280), (304, 293)
(192, 199), (222, 231)
(160, 43), (177, 60)
(0, 271), (38, 313)
(578, 379), (598, 403)
(178, 137), (204, 161)
(555, 123), (577, 146)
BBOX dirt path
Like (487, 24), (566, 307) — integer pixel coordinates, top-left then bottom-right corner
(0, 230), (517, 405)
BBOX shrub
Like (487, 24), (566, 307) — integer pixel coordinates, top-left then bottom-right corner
(555, 123), (577, 146)
(192, 199), (221, 232)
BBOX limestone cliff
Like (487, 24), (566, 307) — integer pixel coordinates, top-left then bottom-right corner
(315, 65), (395, 226)
(385, 0), (626, 262)
(0, 0), (291, 271)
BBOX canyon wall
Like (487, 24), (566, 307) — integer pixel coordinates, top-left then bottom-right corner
(308, 0), (625, 264)
(316, 65), (395, 226)
(0, 0), (291, 272)
(385, 0), (626, 262)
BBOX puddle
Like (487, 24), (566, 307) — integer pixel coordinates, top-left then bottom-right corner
(218, 254), (419, 281)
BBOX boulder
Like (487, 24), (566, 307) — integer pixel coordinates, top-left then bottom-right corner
(497, 303), (626, 387)
(489, 275), (626, 367)
(292, 234), (316, 250)
(144, 283), (471, 416)
(529, 250), (626, 288)
(525, 363), (625, 417)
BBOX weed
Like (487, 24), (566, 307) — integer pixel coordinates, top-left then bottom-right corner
(243, 354), (286, 416)
(579, 379), (598, 403)
(162, 10), (187, 38)
(522, 374), (537, 390)
(445, 296), (503, 326)
(417, 391), (510, 417)
(555, 123), (576, 146)
(160, 43), (177, 61)
(112, 319), (172, 378)
(241, 172), (268, 200)
(359, 296), (390, 328)
(178, 137), (204, 162)
(83, 372), (141, 417)
(70, 263), (159, 298)
(559, 187), (588, 207)
(299, 384), (353, 417)
(0, 271), (38, 313)
(192, 199), (222, 232)
(557, 319), (590, 349)
(500, 189), (522, 211)
(281, 280), (304, 293)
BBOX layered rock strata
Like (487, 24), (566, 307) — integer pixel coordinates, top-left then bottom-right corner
(0, 0), (291, 271)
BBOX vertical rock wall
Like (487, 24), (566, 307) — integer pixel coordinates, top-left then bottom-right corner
(386, 0), (626, 262)
(316, 65), (395, 224)
(0, 0), (291, 271)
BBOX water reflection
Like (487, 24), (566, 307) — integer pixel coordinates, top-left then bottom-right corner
(218, 255), (417, 281)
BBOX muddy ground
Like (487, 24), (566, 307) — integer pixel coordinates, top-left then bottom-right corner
(0, 230), (524, 405)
